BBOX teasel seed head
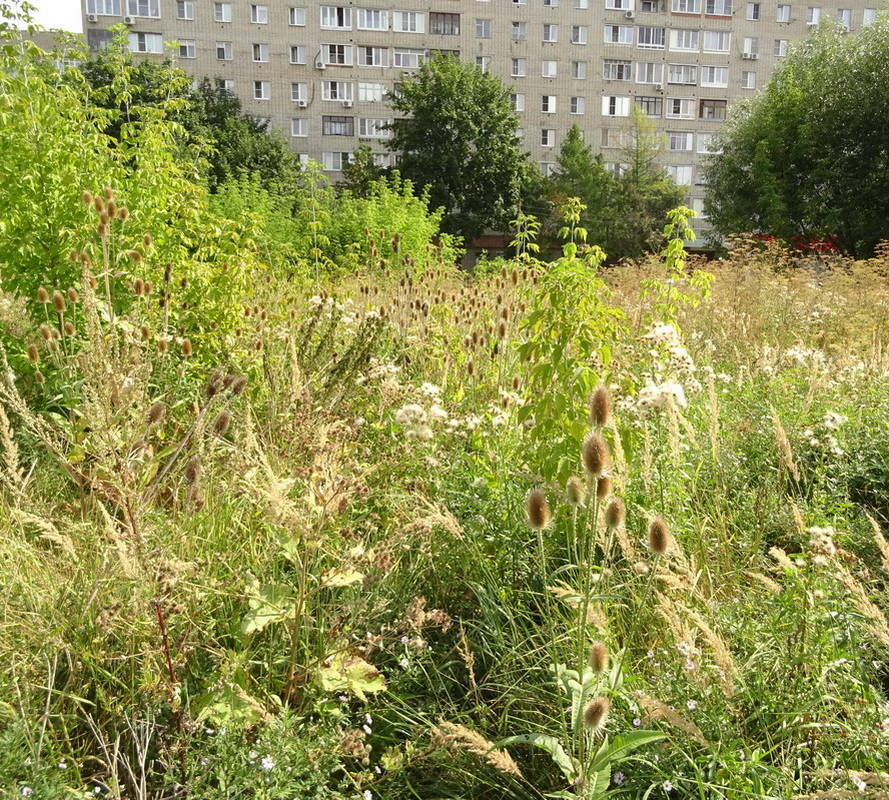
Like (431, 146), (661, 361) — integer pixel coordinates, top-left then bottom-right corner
(184, 455), (201, 484)
(603, 498), (625, 530)
(34, 370), (45, 384)
(134, 278), (144, 296)
(64, 321), (75, 337)
(68, 250), (79, 262)
(119, 206), (129, 220)
(589, 642), (609, 674)
(467, 360), (475, 377)
(51, 327), (61, 340)
(582, 432), (610, 481)
(596, 475), (613, 502)
(107, 200), (117, 218)
(583, 696), (610, 732)
(140, 324), (151, 340)
(103, 186), (114, 200)
(67, 287), (79, 303)
(97, 224), (108, 237)
(48, 340), (58, 353)
(127, 250), (142, 263)
(39, 324), (51, 341)
(181, 339), (193, 356)
(99, 212), (109, 226)
(566, 476), (586, 507)
(647, 516), (672, 555)
(590, 385), (613, 428)
(231, 376), (248, 395)
(497, 321), (507, 340)
(147, 401), (166, 425)
(94, 196), (105, 213)
(144, 281), (153, 295)
(82, 190), (93, 205)
(27, 344), (39, 363)
(526, 488), (552, 531)
(143, 234), (153, 248)
(512, 375), (521, 391)
(52, 291), (66, 314)
(37, 287), (49, 303)
(158, 337), (169, 354)
(214, 410), (232, 435)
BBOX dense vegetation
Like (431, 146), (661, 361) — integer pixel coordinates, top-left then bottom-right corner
(2, 16), (889, 800)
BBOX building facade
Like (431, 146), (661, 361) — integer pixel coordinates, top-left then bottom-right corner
(81, 0), (882, 231)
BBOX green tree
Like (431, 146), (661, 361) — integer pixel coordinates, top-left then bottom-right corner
(386, 55), (535, 241)
(703, 18), (889, 257)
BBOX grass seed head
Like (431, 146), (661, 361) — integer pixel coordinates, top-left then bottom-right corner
(647, 517), (672, 555)
(526, 488), (552, 531)
(582, 432), (610, 480)
(583, 696), (610, 731)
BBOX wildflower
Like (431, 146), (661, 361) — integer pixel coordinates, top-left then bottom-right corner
(613, 772), (625, 786)
(632, 717), (641, 727)
(663, 781), (674, 793)
(852, 776), (866, 792)
(686, 699), (697, 711)
(364, 791), (373, 800)
(21, 789), (33, 797)
(260, 756), (275, 771)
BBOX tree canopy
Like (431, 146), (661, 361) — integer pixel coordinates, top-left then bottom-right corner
(703, 17), (889, 257)
(386, 55), (537, 242)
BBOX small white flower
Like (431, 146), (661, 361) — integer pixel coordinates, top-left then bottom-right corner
(686, 699), (698, 711)
(261, 755), (275, 771)
(21, 789), (33, 797)
(364, 791), (373, 800)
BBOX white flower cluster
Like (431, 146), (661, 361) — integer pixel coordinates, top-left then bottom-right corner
(637, 379), (688, 412)
(628, 322), (701, 418)
(802, 410), (848, 456)
(806, 525), (838, 566)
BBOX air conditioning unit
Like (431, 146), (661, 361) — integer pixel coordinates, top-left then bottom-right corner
(741, 51), (758, 59)
(315, 59), (326, 69)
(297, 99), (308, 107)
(625, 9), (636, 18)
(654, 82), (663, 90)
(87, 13), (98, 22)
(342, 100), (353, 108)
(123, 15), (136, 24)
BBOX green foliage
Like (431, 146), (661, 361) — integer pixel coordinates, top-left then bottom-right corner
(387, 54), (536, 242)
(703, 18), (889, 257)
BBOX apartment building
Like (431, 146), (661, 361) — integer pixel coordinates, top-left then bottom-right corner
(81, 0), (882, 230)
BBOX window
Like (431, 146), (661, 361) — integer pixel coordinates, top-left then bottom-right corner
(216, 40), (232, 59)
(128, 32), (163, 52)
(430, 12), (460, 34)
(321, 6), (351, 28)
(322, 80), (354, 101)
(511, 57), (527, 76)
(475, 18), (491, 37)
(290, 45), (306, 63)
(572, 60), (587, 78)
(835, 8), (851, 28)
(604, 59), (632, 80)
(570, 96), (585, 114)
(670, 28), (699, 50)
(393, 11), (425, 32)
(322, 152), (352, 171)
(773, 38), (788, 56)
(606, 0), (630, 7)
(357, 8), (388, 29)
(359, 46), (388, 66)
(127, 0), (160, 17)
(637, 26), (665, 48)
(290, 82), (307, 101)
(572, 25), (588, 44)
(574, 0), (589, 7)
(668, 131), (694, 151)
(666, 97), (695, 118)
(672, 0), (700, 12)
(746, 1), (760, 18)
(741, 70), (756, 88)
(393, 48), (425, 68)
(636, 62), (663, 83)
(291, 118), (307, 136)
(776, 3), (791, 20)
(667, 165), (692, 185)
(86, 0), (121, 16)
(322, 43), (353, 65)
(605, 25), (633, 44)
(640, 0), (659, 10)
(636, 95), (663, 116)
(601, 128), (628, 148)
(691, 198), (708, 218)
(806, 6), (820, 23)
(605, 162), (629, 178)
(541, 60), (558, 77)
(252, 43), (269, 61)
(178, 39), (196, 57)
(863, 8), (876, 25)
(511, 92), (525, 111)
(743, 36), (759, 54)
(703, 30), (730, 51)
(476, 56), (491, 72)
(358, 82), (386, 102)
(223, 79), (235, 92)
(602, 95), (631, 116)
(701, 65), (728, 86)
(543, 0), (558, 5)
(543, 23), (558, 41)
(699, 98), (727, 119)
(705, 0), (731, 12)
(359, 118), (389, 137)
(253, 80), (270, 99)
(323, 116), (355, 136)
(541, 129), (556, 147)
(250, 4), (267, 22)
(541, 95), (557, 113)
(668, 63), (697, 84)
(511, 21), (527, 40)
(372, 153), (391, 168)
(288, 6), (306, 24)
(697, 132), (721, 153)
(539, 162), (557, 177)
(176, 0), (194, 19)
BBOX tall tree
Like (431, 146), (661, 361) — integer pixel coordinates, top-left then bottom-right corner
(703, 18), (889, 257)
(386, 54), (536, 241)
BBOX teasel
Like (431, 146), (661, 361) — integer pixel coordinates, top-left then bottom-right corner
(181, 339), (193, 356)
(107, 200), (117, 218)
(26, 344), (39, 363)
(158, 337), (170, 354)
(213, 410), (232, 435)
(134, 278), (145, 296)
(590, 385), (613, 428)
(34, 370), (45, 385)
(52, 291), (66, 314)
(67, 287), (79, 303)
(37, 287), (49, 304)
(94, 196), (105, 213)
(64, 321), (76, 337)
(589, 642), (609, 674)
(119, 206), (130, 220)
(230, 376), (248, 395)
(582, 432), (610, 481)
(82, 190), (94, 205)
(526, 488), (552, 531)
(184, 455), (201, 484)
(140, 324), (151, 341)
(103, 186), (114, 200)
(603, 498), (626, 530)
(147, 401), (166, 425)
(127, 250), (142, 263)
(512, 375), (521, 391)
(39, 324), (51, 341)
(144, 234), (153, 248)
(596, 475), (613, 501)
(566, 476), (586, 507)
(647, 516), (671, 555)
(467, 360), (475, 377)
(583, 696), (610, 732)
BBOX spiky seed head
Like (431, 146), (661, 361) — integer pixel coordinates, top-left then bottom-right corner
(103, 186), (114, 200)
(27, 344), (39, 363)
(94, 196), (105, 213)
(67, 287), (79, 303)
(147, 401), (166, 425)
(184, 455), (201, 484)
(589, 642), (609, 674)
(181, 339), (193, 356)
(214, 410), (231, 435)
(37, 287), (49, 303)
(64, 322), (75, 337)
(603, 498), (626, 530)
(34, 370), (45, 384)
(140, 324), (151, 341)
(596, 475), (613, 502)
(512, 375), (521, 391)
(501, 306), (510, 322)
(143, 234), (153, 248)
(582, 433), (610, 480)
(82, 190), (93, 205)
(99, 212), (109, 226)
(467, 360), (475, 377)
(127, 250), (142, 263)
(119, 206), (129, 220)
(526, 488), (552, 531)
(647, 517), (671, 555)
(48, 340), (58, 353)
(52, 291), (66, 314)
(134, 278), (144, 296)
(97, 223), (108, 237)
(583, 696), (610, 731)
(231, 376), (248, 395)
(38, 324), (51, 341)
(566, 476), (586, 507)
(590, 386), (613, 428)
(158, 338), (169, 354)
(107, 200), (117, 219)
(180, 277), (188, 289)
(511, 269), (519, 286)
(51, 327), (61, 340)
(144, 281), (153, 295)
(68, 250), (79, 262)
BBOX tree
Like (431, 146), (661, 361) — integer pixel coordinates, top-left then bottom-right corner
(386, 54), (536, 241)
(703, 18), (889, 258)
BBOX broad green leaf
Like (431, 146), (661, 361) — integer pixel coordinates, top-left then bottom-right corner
(240, 581), (293, 636)
(588, 730), (666, 771)
(318, 651), (386, 702)
(496, 734), (580, 783)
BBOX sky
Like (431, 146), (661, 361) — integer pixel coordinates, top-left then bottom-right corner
(29, 0), (83, 32)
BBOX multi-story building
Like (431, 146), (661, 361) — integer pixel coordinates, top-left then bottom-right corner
(80, 0), (881, 233)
